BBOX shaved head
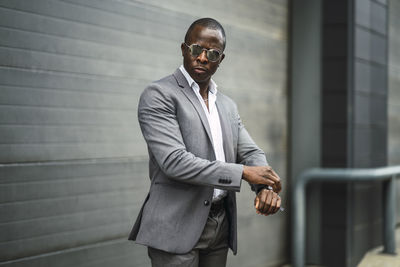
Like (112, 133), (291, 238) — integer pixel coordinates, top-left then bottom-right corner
(184, 18), (226, 50)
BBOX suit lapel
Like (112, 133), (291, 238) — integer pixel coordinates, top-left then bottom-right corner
(216, 96), (235, 163)
(173, 69), (214, 146)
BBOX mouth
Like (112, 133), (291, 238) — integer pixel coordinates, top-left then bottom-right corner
(193, 67), (207, 74)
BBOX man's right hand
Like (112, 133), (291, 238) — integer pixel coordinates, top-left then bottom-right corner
(242, 166), (282, 193)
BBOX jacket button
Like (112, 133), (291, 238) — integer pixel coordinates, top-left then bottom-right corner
(204, 200), (210, 206)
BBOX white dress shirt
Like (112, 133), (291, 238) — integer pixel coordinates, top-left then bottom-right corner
(179, 65), (227, 202)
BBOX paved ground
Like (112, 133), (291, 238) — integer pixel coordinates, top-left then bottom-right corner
(283, 227), (400, 267)
(357, 227), (400, 267)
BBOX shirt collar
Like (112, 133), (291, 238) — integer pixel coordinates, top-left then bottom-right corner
(179, 65), (218, 95)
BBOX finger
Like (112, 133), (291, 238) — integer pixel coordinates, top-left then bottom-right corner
(251, 174), (274, 186)
(274, 197), (282, 213)
(266, 178), (280, 193)
(270, 169), (282, 193)
(258, 190), (267, 213)
(257, 190), (268, 213)
(273, 182), (281, 193)
(262, 190), (273, 214)
(268, 194), (278, 214)
(263, 168), (280, 185)
(261, 173), (280, 189)
(261, 172), (278, 182)
(259, 176), (275, 187)
(254, 196), (260, 210)
(268, 192), (279, 214)
(259, 166), (270, 177)
(272, 183), (281, 194)
(255, 196), (262, 215)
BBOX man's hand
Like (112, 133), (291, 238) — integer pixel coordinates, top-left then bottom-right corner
(242, 166), (282, 193)
(254, 188), (281, 216)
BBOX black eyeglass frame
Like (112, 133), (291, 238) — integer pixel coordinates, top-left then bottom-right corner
(183, 43), (223, 62)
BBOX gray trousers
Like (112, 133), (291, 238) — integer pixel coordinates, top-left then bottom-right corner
(148, 208), (229, 267)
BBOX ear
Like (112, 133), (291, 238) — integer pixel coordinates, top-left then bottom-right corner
(181, 43), (185, 56)
(219, 53), (225, 64)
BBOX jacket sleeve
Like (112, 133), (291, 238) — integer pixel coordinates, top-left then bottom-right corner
(235, 111), (269, 193)
(138, 84), (243, 191)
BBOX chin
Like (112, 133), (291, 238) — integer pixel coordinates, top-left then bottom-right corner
(194, 76), (210, 84)
(190, 72), (208, 81)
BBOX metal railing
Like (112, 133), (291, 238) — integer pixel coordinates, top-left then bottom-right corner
(292, 166), (400, 267)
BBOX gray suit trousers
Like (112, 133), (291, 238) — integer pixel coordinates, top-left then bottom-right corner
(148, 208), (229, 267)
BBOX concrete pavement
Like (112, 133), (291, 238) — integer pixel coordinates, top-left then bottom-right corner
(357, 226), (400, 267)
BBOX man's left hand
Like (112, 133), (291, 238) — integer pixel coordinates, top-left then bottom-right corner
(254, 188), (281, 216)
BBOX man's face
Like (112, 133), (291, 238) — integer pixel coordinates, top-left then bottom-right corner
(181, 25), (225, 85)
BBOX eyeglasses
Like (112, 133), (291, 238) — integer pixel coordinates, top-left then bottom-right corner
(184, 43), (222, 62)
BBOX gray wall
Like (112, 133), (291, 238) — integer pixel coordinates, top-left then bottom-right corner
(290, 0), (322, 264)
(320, 0), (389, 266)
(0, 1), (288, 266)
(388, 0), (400, 224)
(350, 1), (388, 265)
(287, 0), (393, 266)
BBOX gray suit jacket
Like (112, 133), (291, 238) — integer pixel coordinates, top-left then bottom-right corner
(129, 68), (267, 255)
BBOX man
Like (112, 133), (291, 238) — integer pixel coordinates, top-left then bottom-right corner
(129, 18), (282, 267)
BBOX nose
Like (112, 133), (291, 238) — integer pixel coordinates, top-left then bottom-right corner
(197, 50), (208, 64)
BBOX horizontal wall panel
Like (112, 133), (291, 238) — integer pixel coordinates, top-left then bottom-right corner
(0, 144), (147, 163)
(0, 157), (148, 184)
(0, 27), (176, 67)
(0, 0), (183, 43)
(0, 173), (135, 203)
(61, 0), (192, 28)
(0, 8), (154, 50)
(131, 0), (287, 39)
(0, 4), (180, 49)
(0, 67), (146, 94)
(370, 63), (388, 94)
(0, 158), (149, 223)
(0, 158), (149, 261)
(0, 239), (149, 267)
(0, 105), (135, 125)
(0, 184), (140, 222)
(0, 125), (137, 145)
(0, 85), (139, 110)
(370, 1), (387, 35)
(0, 205), (135, 242)
(0, 221), (132, 261)
(0, 47), (162, 81)
(354, 93), (371, 125)
(355, 27), (386, 65)
(0, 103), (144, 161)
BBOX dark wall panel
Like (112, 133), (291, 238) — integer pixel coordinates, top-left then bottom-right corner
(321, 0), (388, 266)
(388, 0), (400, 224)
